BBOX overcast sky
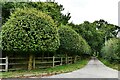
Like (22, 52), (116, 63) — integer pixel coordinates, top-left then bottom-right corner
(39, 0), (119, 25)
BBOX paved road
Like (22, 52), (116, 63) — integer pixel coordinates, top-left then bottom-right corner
(42, 59), (118, 78)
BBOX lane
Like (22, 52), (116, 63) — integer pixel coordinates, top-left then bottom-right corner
(42, 59), (118, 78)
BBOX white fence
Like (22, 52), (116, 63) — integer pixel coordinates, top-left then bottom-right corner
(0, 56), (8, 72)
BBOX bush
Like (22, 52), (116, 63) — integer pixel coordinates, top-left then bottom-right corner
(2, 8), (60, 70)
(2, 8), (60, 52)
(58, 25), (91, 56)
(101, 38), (120, 63)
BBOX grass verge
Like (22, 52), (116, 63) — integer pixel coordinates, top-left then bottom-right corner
(100, 58), (119, 71)
(1, 58), (89, 79)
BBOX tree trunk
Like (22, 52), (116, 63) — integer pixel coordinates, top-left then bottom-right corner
(65, 53), (67, 64)
(42, 52), (44, 62)
(47, 52), (49, 61)
(74, 55), (77, 63)
(33, 56), (35, 69)
(28, 54), (33, 70)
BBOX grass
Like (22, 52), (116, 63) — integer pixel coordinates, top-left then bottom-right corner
(100, 58), (119, 71)
(1, 59), (89, 79)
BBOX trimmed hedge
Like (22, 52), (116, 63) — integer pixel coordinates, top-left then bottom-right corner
(58, 25), (91, 56)
(2, 8), (60, 53)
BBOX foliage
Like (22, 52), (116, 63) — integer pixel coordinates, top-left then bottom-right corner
(100, 58), (119, 71)
(92, 19), (119, 54)
(58, 25), (91, 56)
(27, 2), (71, 25)
(101, 38), (120, 63)
(2, 8), (60, 53)
(69, 20), (119, 55)
(93, 19), (119, 37)
(70, 21), (104, 53)
(1, 2), (71, 25)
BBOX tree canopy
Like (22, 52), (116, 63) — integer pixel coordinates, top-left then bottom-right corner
(69, 20), (119, 55)
(2, 8), (60, 53)
(1, 2), (71, 25)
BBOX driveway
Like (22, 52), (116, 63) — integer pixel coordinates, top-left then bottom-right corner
(42, 58), (118, 78)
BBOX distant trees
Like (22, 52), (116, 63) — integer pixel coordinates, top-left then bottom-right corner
(93, 19), (119, 56)
(2, 8), (60, 70)
(70, 21), (103, 54)
(69, 19), (119, 56)
(93, 19), (119, 39)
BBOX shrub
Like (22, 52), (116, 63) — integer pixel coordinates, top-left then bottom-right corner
(101, 38), (120, 63)
(58, 25), (91, 56)
(2, 8), (60, 70)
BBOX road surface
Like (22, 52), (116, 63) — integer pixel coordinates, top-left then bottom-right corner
(42, 58), (118, 78)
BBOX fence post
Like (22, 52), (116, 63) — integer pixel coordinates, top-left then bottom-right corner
(68, 57), (69, 64)
(71, 57), (72, 64)
(33, 57), (35, 69)
(53, 56), (55, 67)
(5, 56), (8, 72)
(60, 57), (62, 65)
(74, 56), (77, 63)
(65, 56), (67, 64)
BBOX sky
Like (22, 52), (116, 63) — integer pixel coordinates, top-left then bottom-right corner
(38, 0), (119, 26)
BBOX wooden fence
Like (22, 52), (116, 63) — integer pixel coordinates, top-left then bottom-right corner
(33, 56), (73, 68)
(8, 57), (28, 71)
(0, 56), (81, 72)
(0, 56), (8, 71)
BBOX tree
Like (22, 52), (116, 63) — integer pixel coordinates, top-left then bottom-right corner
(71, 21), (103, 54)
(70, 20), (119, 56)
(58, 25), (91, 57)
(1, 2), (71, 25)
(27, 2), (71, 25)
(2, 8), (60, 70)
(93, 19), (119, 39)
